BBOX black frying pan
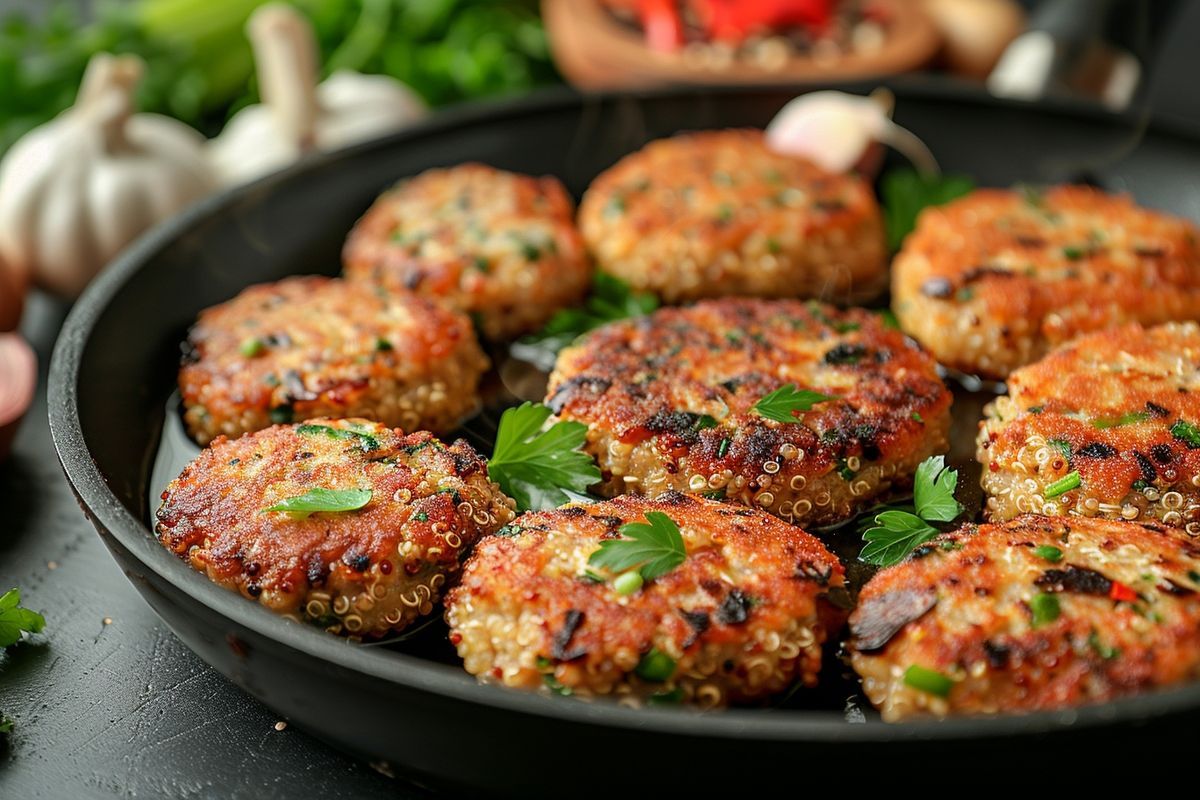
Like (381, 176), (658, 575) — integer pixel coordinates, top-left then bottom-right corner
(47, 84), (1200, 794)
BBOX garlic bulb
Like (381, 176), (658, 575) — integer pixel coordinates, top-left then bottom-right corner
(765, 89), (938, 176)
(0, 54), (214, 298)
(210, 3), (427, 186)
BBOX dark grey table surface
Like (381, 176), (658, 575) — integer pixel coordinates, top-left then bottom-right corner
(0, 295), (424, 799)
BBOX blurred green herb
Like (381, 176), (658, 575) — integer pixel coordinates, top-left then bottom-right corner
(514, 273), (659, 369)
(880, 168), (975, 250)
(0, 588), (44, 649)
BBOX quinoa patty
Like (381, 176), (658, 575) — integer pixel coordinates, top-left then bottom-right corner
(546, 298), (952, 528)
(445, 492), (846, 707)
(156, 419), (516, 638)
(578, 129), (887, 305)
(180, 276), (487, 445)
(849, 514), (1200, 721)
(342, 163), (590, 340)
(978, 322), (1200, 530)
(892, 185), (1200, 379)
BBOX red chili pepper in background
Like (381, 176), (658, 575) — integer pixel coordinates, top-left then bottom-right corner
(1109, 581), (1138, 602)
(692, 0), (836, 44)
(637, 0), (685, 52)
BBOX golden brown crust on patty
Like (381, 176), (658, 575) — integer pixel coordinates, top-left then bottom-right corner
(978, 322), (1200, 529)
(179, 276), (487, 444)
(546, 298), (952, 527)
(342, 163), (590, 340)
(578, 129), (887, 304)
(849, 514), (1200, 721)
(892, 186), (1200, 379)
(155, 419), (515, 638)
(445, 492), (845, 707)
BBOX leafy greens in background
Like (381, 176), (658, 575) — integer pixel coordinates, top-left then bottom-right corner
(880, 168), (975, 250)
(0, 0), (560, 156)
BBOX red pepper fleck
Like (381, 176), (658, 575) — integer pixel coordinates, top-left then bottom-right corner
(491, 667), (503, 679)
(379, 560), (393, 575)
(989, 462), (1000, 472)
(449, 632), (463, 646)
(619, 426), (653, 445)
(1109, 581), (1137, 602)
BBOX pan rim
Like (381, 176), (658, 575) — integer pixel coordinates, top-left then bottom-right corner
(48, 81), (1200, 742)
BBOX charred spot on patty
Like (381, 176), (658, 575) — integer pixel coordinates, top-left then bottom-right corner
(1034, 565), (1113, 596)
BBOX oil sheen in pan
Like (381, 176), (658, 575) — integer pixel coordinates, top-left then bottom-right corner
(146, 346), (997, 718)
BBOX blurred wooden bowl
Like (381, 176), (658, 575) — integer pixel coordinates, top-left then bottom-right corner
(543, 0), (941, 89)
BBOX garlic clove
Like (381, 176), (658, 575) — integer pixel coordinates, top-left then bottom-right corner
(0, 332), (36, 463)
(766, 89), (939, 176)
(315, 71), (427, 150)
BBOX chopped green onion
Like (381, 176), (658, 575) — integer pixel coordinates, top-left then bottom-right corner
(634, 648), (676, 682)
(1033, 545), (1064, 563)
(647, 687), (685, 706)
(911, 411), (924, 423)
(240, 337), (265, 357)
(1093, 411), (1150, 429)
(1088, 630), (1120, 660)
(1044, 471), (1080, 498)
(1062, 246), (1084, 260)
(613, 571), (644, 596)
(902, 665), (953, 697)
(716, 437), (731, 458)
(1030, 593), (1061, 627)
(375, 337), (393, 351)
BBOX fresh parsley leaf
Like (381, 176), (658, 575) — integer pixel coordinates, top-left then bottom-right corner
(881, 168), (975, 250)
(913, 456), (964, 522)
(514, 273), (659, 368)
(859, 510), (939, 567)
(858, 456), (965, 567)
(588, 511), (685, 581)
(487, 402), (601, 511)
(752, 384), (838, 423)
(263, 488), (372, 517)
(0, 588), (45, 647)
